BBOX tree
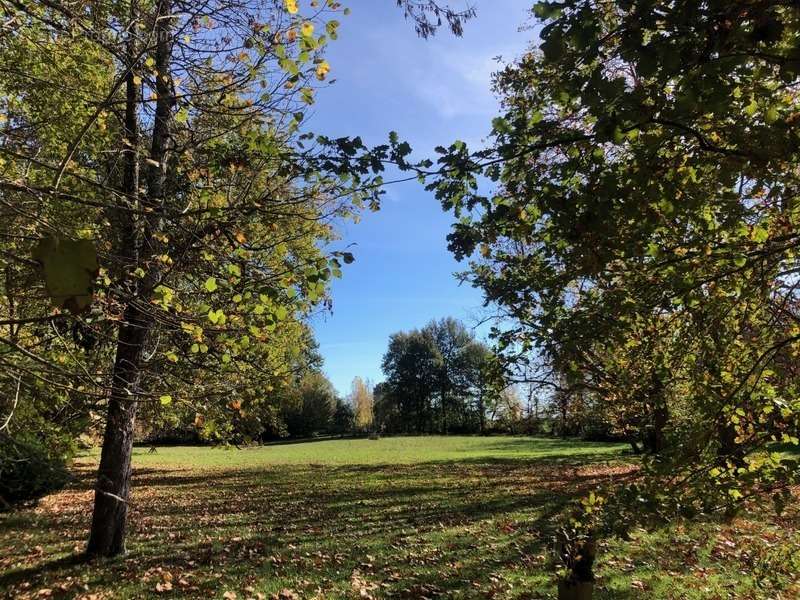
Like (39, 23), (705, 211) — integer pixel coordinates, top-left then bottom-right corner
(381, 329), (440, 433)
(1, 0), (392, 556)
(431, 0), (800, 515)
(282, 371), (338, 437)
(494, 386), (524, 434)
(372, 381), (399, 433)
(425, 318), (473, 432)
(379, 318), (500, 434)
(350, 376), (374, 433)
(458, 334), (500, 434)
(422, 318), (498, 433)
(331, 397), (355, 436)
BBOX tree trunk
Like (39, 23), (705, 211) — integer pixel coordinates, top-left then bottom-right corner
(440, 390), (447, 434)
(86, 305), (149, 557)
(87, 0), (148, 558)
(643, 401), (669, 454)
(717, 421), (746, 467)
(478, 390), (485, 435)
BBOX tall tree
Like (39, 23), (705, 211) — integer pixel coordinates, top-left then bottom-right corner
(425, 317), (473, 433)
(350, 376), (374, 432)
(381, 329), (441, 432)
(282, 371), (338, 437)
(1, 0), (390, 556)
(380, 318), (499, 433)
(431, 0), (800, 513)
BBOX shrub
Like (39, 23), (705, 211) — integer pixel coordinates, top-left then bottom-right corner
(0, 434), (70, 509)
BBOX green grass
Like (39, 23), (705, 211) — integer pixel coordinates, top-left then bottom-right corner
(1, 436), (797, 599)
(103, 436), (628, 467)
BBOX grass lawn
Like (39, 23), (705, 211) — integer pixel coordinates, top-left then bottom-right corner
(1, 436), (797, 599)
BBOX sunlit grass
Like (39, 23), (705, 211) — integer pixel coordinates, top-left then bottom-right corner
(2, 436), (797, 599)
(100, 435), (629, 467)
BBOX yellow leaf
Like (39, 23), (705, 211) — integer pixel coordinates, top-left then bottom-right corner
(301, 22), (314, 37)
(284, 0), (298, 14)
(315, 60), (330, 80)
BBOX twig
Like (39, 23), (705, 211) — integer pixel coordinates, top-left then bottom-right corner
(0, 375), (21, 432)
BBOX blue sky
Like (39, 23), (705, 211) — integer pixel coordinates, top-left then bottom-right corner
(308, 1), (535, 395)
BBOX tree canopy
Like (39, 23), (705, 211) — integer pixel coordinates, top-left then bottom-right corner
(0, 0), (393, 555)
(431, 0), (800, 516)
(378, 317), (501, 434)
(3, 0), (800, 579)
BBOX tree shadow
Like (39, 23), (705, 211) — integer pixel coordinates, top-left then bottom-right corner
(0, 553), (89, 590)
(0, 452), (638, 598)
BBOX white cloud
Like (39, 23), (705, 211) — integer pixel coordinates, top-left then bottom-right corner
(410, 49), (503, 119)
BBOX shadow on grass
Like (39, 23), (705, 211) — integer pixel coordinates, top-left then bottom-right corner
(0, 454), (640, 598)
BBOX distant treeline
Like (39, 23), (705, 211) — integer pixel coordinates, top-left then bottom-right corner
(142, 318), (537, 444)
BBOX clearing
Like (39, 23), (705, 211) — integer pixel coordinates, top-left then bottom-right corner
(1, 436), (797, 599)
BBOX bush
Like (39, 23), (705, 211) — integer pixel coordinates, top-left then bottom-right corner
(0, 434), (70, 509)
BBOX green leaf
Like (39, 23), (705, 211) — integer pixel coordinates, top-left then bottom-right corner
(159, 395), (173, 406)
(326, 20), (340, 40)
(33, 237), (99, 314)
(207, 309), (226, 325)
(765, 106), (779, 124)
(751, 226), (769, 243)
(492, 117), (512, 135)
(204, 277), (218, 292)
(534, 2), (563, 19)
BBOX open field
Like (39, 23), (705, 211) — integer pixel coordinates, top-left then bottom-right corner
(1, 437), (798, 599)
